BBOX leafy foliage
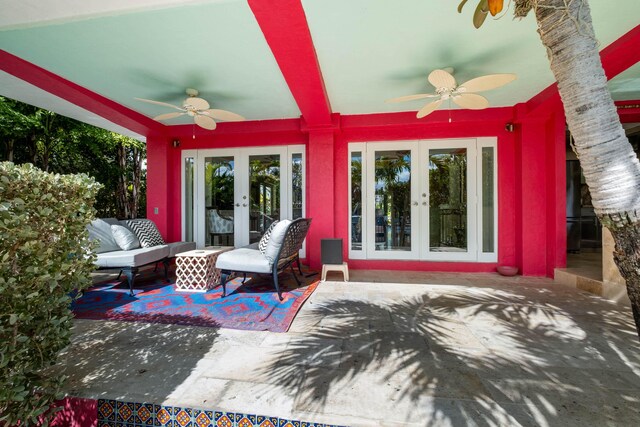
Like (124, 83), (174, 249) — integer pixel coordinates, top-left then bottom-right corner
(0, 162), (101, 426)
(0, 96), (146, 219)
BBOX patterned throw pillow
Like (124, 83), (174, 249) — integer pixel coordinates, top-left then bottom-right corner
(258, 220), (279, 254)
(124, 219), (165, 248)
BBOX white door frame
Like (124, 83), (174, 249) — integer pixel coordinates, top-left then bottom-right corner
(420, 139), (477, 261)
(356, 138), (489, 262)
(195, 148), (241, 248)
(241, 145), (289, 247)
(182, 145), (305, 250)
(365, 141), (420, 260)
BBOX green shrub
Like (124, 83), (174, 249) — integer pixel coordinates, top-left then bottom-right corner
(0, 162), (101, 426)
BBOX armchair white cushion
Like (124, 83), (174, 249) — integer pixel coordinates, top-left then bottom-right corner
(263, 219), (291, 263)
(215, 248), (272, 273)
(215, 218), (311, 300)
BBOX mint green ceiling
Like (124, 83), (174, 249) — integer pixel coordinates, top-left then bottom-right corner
(0, 0), (300, 122)
(0, 0), (639, 127)
(609, 62), (640, 101)
(302, 0), (640, 115)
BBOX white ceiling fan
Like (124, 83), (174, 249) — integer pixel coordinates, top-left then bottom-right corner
(386, 68), (516, 118)
(135, 88), (245, 130)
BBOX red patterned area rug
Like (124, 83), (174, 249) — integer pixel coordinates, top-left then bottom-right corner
(72, 269), (319, 332)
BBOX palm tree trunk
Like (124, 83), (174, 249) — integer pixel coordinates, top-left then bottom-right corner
(529, 0), (640, 338)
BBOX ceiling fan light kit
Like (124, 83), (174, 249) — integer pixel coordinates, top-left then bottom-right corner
(386, 68), (517, 120)
(135, 88), (245, 131)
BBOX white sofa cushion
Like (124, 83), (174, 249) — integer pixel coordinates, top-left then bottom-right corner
(111, 224), (140, 250)
(167, 241), (196, 258)
(95, 245), (169, 268)
(264, 219), (291, 263)
(87, 219), (120, 253)
(215, 248), (271, 273)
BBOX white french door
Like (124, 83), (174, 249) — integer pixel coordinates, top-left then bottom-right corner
(181, 145), (305, 250)
(420, 140), (477, 261)
(351, 138), (496, 262)
(365, 142), (420, 260)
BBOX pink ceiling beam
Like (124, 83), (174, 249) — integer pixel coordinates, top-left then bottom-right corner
(248, 0), (332, 128)
(525, 24), (640, 115)
(0, 50), (164, 137)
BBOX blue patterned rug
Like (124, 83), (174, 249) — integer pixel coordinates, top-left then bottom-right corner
(72, 269), (319, 332)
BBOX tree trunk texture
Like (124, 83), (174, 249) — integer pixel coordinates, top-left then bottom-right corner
(611, 226), (640, 339)
(6, 139), (14, 162)
(41, 142), (50, 172)
(531, 0), (640, 338)
(41, 112), (55, 172)
(27, 134), (37, 164)
(116, 144), (130, 219)
(130, 147), (142, 218)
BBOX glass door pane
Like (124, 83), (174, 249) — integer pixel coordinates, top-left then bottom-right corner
(428, 148), (468, 252)
(249, 154), (280, 244)
(205, 156), (235, 247)
(291, 153), (304, 220)
(351, 151), (363, 251)
(374, 150), (412, 252)
(481, 146), (495, 253)
(184, 156), (195, 242)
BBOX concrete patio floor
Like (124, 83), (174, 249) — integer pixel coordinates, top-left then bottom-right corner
(60, 270), (640, 426)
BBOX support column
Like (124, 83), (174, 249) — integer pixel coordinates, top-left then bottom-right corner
(546, 110), (567, 276)
(306, 129), (335, 269)
(517, 117), (548, 275)
(145, 134), (171, 239)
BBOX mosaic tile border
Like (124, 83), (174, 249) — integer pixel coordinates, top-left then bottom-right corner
(97, 398), (346, 427)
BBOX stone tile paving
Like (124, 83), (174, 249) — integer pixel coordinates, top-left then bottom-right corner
(59, 270), (640, 426)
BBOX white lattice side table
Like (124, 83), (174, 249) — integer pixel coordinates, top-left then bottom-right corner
(175, 247), (234, 292)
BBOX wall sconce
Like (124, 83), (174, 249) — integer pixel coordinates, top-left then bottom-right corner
(505, 123), (515, 132)
(172, 139), (180, 148)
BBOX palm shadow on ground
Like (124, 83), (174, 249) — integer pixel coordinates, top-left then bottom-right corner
(259, 284), (640, 425)
(54, 266), (222, 406)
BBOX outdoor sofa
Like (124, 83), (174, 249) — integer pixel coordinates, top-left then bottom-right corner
(216, 217), (311, 300)
(87, 218), (195, 295)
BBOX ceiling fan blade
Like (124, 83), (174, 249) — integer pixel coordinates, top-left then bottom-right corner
(194, 114), (217, 130)
(204, 109), (245, 122)
(459, 74), (517, 93)
(135, 98), (184, 111)
(416, 99), (443, 119)
(453, 93), (489, 110)
(428, 69), (456, 90)
(153, 112), (185, 121)
(184, 97), (210, 110)
(386, 94), (438, 103)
